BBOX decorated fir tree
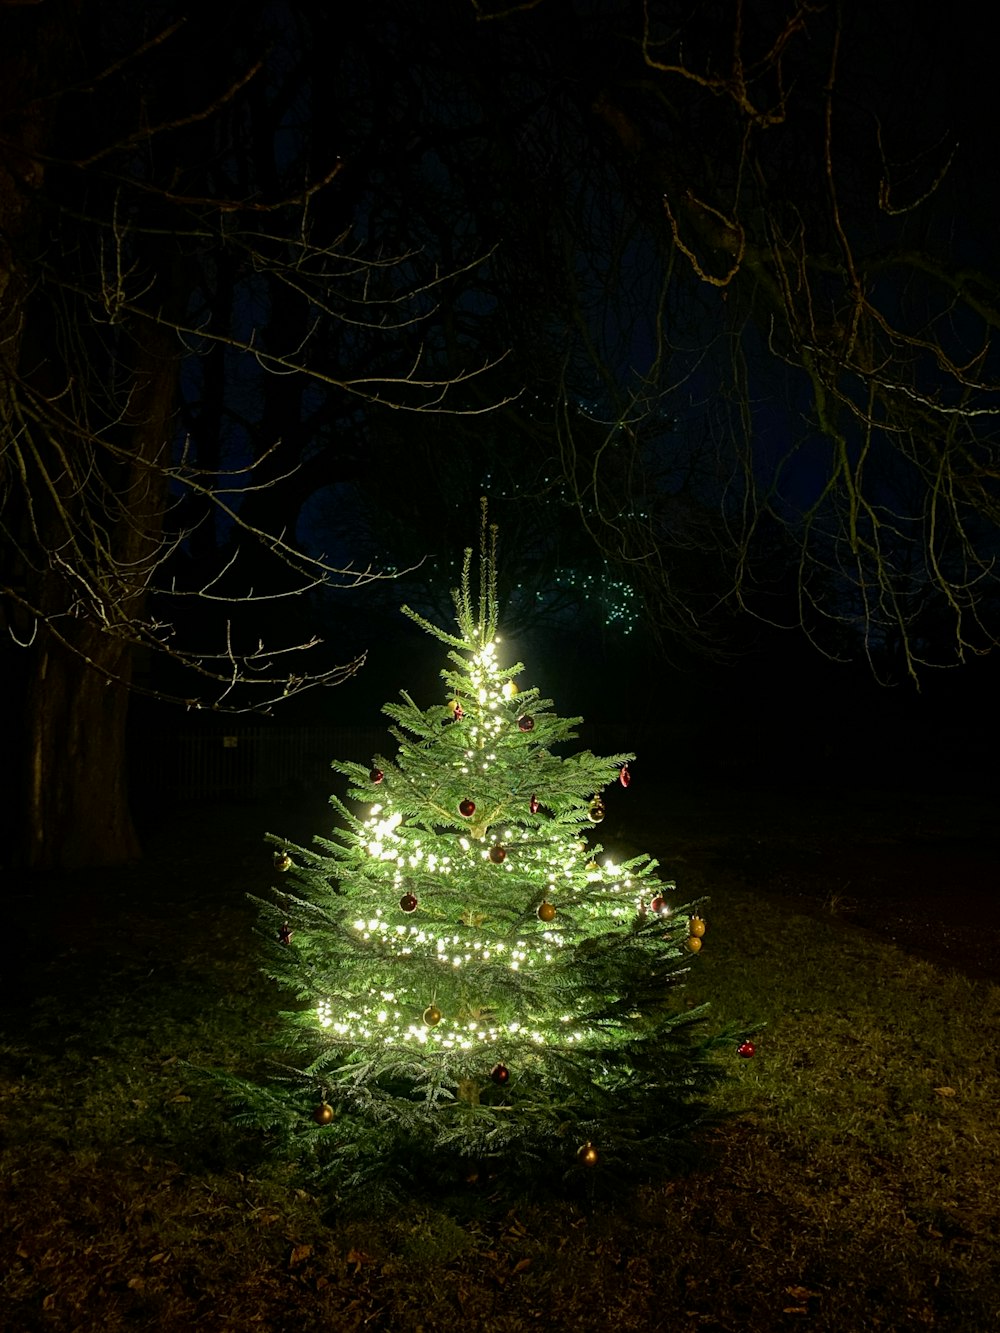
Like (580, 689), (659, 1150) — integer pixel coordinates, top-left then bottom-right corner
(242, 515), (738, 1197)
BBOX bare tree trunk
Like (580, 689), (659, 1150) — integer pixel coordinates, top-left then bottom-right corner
(21, 627), (140, 868)
(16, 313), (178, 869)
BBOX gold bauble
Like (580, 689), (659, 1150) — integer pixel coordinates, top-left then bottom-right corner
(537, 901), (556, 922)
(689, 915), (706, 937)
(684, 935), (702, 953)
(423, 1004), (442, 1026)
(312, 1101), (334, 1125)
(577, 1142), (599, 1167)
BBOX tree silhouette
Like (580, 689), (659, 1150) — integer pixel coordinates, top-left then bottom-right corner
(0, 2), (509, 867)
(4, 0), (998, 867)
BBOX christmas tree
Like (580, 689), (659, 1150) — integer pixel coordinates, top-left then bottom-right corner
(242, 511), (737, 1198)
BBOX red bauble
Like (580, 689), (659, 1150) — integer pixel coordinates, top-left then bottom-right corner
(649, 894), (667, 914)
(488, 844), (507, 864)
(278, 922), (293, 945)
(619, 764), (632, 788)
(529, 794), (540, 814)
(737, 1040), (756, 1059)
(369, 767), (384, 784)
(399, 892), (419, 913)
(490, 1063), (510, 1085)
(517, 715), (535, 732)
(459, 799), (476, 817)
(452, 702), (464, 720)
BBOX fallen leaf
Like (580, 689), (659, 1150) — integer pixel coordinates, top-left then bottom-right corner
(934, 1087), (957, 1097)
(289, 1244), (313, 1267)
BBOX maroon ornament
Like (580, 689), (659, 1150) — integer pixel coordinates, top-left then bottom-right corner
(399, 892), (419, 913)
(619, 764), (632, 788)
(369, 767), (384, 784)
(737, 1040), (757, 1059)
(490, 1063), (510, 1085)
(488, 844), (507, 865)
(649, 894), (667, 915)
(452, 702), (464, 720)
(278, 922), (293, 945)
(459, 798), (476, 817)
(517, 715), (535, 732)
(529, 794), (540, 814)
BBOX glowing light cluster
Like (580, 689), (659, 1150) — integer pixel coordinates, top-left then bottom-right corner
(462, 642), (514, 754)
(365, 807), (403, 859)
(511, 569), (639, 634)
(348, 912), (564, 968)
(315, 991), (593, 1051)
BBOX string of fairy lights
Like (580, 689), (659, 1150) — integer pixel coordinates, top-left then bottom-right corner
(433, 554), (640, 635)
(309, 633), (680, 1052)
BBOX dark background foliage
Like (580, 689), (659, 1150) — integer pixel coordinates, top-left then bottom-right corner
(2, 0), (999, 868)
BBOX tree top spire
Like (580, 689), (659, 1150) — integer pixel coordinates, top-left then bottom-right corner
(401, 497), (500, 652)
(453, 496), (500, 649)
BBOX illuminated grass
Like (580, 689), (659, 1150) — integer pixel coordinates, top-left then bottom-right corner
(0, 792), (997, 1331)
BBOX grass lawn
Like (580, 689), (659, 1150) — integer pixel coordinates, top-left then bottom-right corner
(1, 780), (998, 1331)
